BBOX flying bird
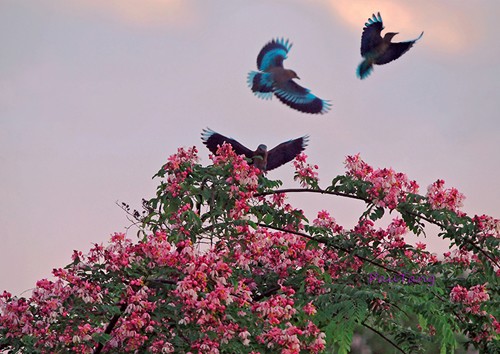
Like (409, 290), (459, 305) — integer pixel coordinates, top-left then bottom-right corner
(247, 38), (331, 114)
(201, 128), (309, 172)
(357, 12), (424, 79)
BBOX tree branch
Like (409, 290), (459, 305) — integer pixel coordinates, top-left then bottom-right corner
(93, 302), (127, 354)
(257, 223), (401, 275)
(256, 188), (500, 268)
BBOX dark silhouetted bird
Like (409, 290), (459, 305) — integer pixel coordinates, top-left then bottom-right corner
(201, 128), (309, 172)
(357, 12), (423, 79)
(247, 38), (331, 114)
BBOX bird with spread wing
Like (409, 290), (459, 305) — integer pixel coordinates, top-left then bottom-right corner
(201, 128), (308, 172)
(357, 12), (424, 79)
(247, 38), (331, 114)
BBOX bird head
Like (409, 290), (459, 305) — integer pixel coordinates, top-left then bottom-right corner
(384, 32), (399, 42)
(256, 144), (268, 153)
(286, 70), (300, 80)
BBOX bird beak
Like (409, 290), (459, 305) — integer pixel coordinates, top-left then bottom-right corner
(296, 76), (301, 80)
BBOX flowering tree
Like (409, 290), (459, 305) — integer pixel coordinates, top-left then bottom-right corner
(1, 144), (499, 353)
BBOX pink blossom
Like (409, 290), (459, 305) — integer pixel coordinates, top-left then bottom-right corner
(450, 284), (490, 314)
(302, 302), (317, 316)
(443, 248), (473, 266)
(426, 179), (465, 212)
(344, 155), (419, 209)
(473, 214), (500, 239)
(293, 153), (319, 188)
(344, 153), (373, 179)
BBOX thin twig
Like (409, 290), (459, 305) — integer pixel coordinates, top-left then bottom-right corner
(362, 321), (408, 354)
(256, 188), (367, 202)
(253, 285), (281, 301)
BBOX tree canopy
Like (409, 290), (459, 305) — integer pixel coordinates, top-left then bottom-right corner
(1, 144), (499, 353)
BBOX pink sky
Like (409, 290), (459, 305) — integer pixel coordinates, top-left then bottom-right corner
(1, 0), (499, 295)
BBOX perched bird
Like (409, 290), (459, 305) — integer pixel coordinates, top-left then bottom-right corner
(247, 38), (331, 114)
(357, 12), (424, 79)
(201, 128), (309, 172)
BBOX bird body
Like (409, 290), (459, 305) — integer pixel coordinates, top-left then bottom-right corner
(248, 38), (331, 114)
(252, 144), (268, 171)
(357, 13), (423, 79)
(201, 128), (308, 172)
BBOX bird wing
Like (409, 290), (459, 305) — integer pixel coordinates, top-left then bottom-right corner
(266, 136), (309, 171)
(247, 71), (274, 99)
(360, 12), (384, 56)
(201, 128), (253, 158)
(273, 80), (331, 114)
(375, 32), (424, 65)
(256, 38), (292, 71)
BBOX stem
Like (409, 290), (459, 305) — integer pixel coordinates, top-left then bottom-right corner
(253, 285), (281, 301)
(362, 322), (407, 354)
(256, 188), (368, 202)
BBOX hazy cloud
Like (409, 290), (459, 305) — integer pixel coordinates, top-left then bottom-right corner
(58, 0), (200, 29)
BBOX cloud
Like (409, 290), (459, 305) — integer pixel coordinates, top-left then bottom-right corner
(326, 0), (482, 54)
(60, 0), (200, 29)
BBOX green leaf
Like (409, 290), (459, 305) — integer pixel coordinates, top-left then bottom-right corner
(92, 332), (111, 345)
(263, 214), (273, 224)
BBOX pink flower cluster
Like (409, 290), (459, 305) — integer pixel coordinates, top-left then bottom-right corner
(443, 248), (478, 267)
(209, 143), (260, 219)
(313, 210), (342, 233)
(426, 179), (465, 213)
(350, 218), (440, 269)
(344, 154), (419, 209)
(450, 284), (500, 342)
(0, 278), (100, 352)
(0, 231), (201, 352)
(344, 154), (373, 179)
(252, 288), (325, 353)
(164, 146), (199, 197)
(352, 218), (408, 253)
(231, 227), (323, 279)
(293, 153), (319, 188)
(210, 143), (259, 188)
(257, 320), (326, 354)
(473, 214), (500, 239)
(450, 284), (490, 314)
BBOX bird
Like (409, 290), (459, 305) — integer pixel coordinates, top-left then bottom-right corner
(201, 128), (309, 172)
(247, 38), (331, 114)
(357, 12), (424, 79)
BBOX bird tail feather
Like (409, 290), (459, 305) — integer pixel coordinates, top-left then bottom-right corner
(356, 60), (373, 80)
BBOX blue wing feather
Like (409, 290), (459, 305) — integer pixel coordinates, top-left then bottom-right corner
(247, 71), (273, 100)
(256, 38), (292, 71)
(274, 81), (331, 114)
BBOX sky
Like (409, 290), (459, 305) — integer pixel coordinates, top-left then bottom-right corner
(1, 0), (499, 296)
